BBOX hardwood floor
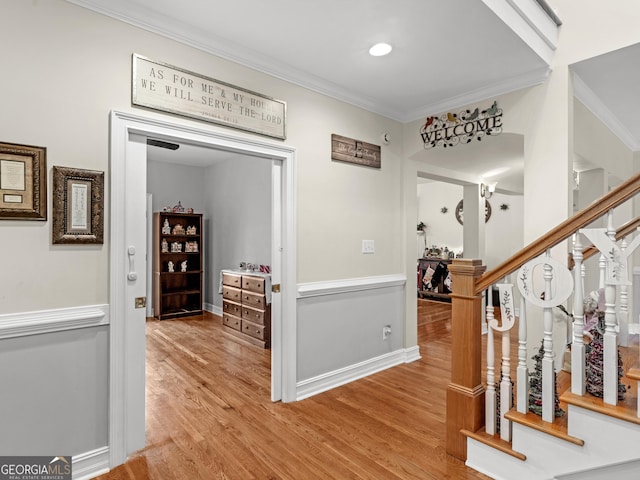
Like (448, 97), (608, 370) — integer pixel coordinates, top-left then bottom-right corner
(95, 299), (490, 480)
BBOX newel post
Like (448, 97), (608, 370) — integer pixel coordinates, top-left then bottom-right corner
(446, 258), (487, 460)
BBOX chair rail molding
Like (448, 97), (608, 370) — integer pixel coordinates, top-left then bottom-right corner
(0, 304), (109, 340)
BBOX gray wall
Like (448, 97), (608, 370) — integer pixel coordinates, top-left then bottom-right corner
(297, 284), (405, 382)
(0, 326), (109, 455)
(204, 156), (272, 307)
(147, 160), (207, 214)
(148, 156), (272, 307)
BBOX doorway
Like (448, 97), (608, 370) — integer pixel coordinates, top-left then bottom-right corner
(108, 111), (297, 467)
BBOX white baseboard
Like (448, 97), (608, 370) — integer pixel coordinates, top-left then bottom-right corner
(204, 303), (222, 316)
(296, 346), (420, 401)
(73, 446), (110, 480)
(404, 345), (422, 363)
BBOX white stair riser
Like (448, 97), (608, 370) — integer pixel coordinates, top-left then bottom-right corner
(467, 406), (640, 479)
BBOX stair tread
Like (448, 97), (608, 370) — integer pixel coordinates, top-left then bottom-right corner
(560, 390), (640, 425)
(626, 367), (640, 381)
(505, 409), (585, 445)
(461, 428), (526, 461)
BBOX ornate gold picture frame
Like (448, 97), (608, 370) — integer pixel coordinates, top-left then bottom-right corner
(0, 142), (47, 220)
(52, 166), (104, 244)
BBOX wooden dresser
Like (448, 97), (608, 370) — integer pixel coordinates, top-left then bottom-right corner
(221, 270), (271, 348)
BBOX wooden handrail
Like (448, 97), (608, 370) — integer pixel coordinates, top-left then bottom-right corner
(475, 171), (640, 294)
(581, 216), (640, 263)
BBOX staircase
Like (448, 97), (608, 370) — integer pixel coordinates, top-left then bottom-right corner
(446, 172), (640, 480)
(465, 357), (640, 479)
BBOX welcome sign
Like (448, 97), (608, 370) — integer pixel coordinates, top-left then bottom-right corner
(420, 101), (502, 149)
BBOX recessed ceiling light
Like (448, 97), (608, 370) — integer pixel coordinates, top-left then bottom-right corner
(369, 43), (392, 57)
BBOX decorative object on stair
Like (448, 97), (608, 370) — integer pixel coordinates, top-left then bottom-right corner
(585, 315), (629, 400)
(529, 339), (565, 417)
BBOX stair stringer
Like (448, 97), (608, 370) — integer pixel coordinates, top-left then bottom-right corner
(466, 404), (640, 480)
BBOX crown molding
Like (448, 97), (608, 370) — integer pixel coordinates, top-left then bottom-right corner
(68, 0), (556, 124)
(404, 67), (550, 123)
(573, 73), (640, 152)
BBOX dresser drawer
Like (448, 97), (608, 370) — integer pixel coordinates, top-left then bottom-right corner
(223, 300), (241, 317)
(242, 319), (267, 340)
(222, 313), (242, 331)
(242, 275), (265, 293)
(241, 290), (265, 309)
(222, 272), (242, 288)
(222, 285), (242, 302)
(241, 304), (270, 326)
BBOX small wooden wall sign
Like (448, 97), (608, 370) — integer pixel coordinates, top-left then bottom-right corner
(331, 134), (381, 168)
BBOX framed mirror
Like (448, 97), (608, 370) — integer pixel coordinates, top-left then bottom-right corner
(455, 199), (491, 225)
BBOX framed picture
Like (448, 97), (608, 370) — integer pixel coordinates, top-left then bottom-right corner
(52, 166), (104, 244)
(0, 142), (47, 220)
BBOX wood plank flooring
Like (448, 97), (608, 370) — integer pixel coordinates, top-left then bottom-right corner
(95, 300), (490, 480)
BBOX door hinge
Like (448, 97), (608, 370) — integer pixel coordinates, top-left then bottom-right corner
(272, 284), (281, 293)
(135, 297), (147, 308)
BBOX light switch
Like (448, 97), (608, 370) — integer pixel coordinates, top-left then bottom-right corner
(362, 239), (375, 254)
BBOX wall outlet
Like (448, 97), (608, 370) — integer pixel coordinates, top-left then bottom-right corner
(362, 239), (375, 254)
(382, 325), (391, 340)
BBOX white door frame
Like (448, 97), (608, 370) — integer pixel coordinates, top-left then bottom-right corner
(108, 110), (297, 468)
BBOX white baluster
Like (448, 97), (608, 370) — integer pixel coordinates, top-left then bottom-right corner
(603, 282), (618, 405)
(486, 288), (496, 435)
(604, 210), (619, 405)
(517, 295), (528, 413)
(619, 238), (629, 347)
(599, 253), (606, 290)
(572, 232), (585, 395)
(497, 285), (515, 442)
(542, 252), (555, 422)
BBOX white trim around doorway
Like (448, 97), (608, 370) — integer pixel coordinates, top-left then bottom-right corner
(108, 110), (297, 469)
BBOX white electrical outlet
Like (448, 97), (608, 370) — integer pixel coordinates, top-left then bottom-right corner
(362, 239), (375, 254)
(382, 325), (391, 340)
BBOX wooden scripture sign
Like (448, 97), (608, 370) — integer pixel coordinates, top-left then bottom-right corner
(331, 134), (381, 168)
(132, 54), (287, 140)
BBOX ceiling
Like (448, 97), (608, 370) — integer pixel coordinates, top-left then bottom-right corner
(68, 0), (553, 122)
(572, 42), (640, 153)
(67, 0), (639, 188)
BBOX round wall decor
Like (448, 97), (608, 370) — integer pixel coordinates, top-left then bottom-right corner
(455, 199), (491, 225)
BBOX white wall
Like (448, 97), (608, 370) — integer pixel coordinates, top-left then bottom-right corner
(417, 181), (524, 270)
(0, 0), (404, 463)
(416, 181), (464, 256)
(0, 0), (404, 315)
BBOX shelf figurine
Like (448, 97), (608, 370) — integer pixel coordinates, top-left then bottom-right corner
(172, 224), (185, 235)
(161, 238), (168, 253)
(171, 241), (182, 252)
(167, 261), (174, 272)
(181, 260), (188, 272)
(162, 219), (171, 234)
(186, 225), (197, 235)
